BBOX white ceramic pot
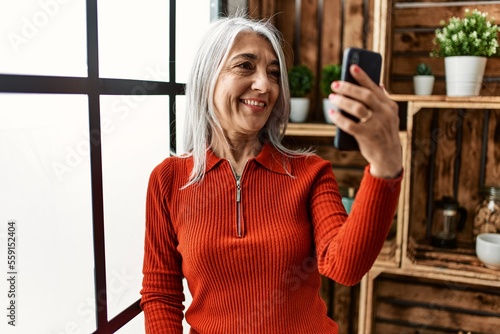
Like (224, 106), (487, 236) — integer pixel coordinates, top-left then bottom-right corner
(289, 97), (310, 122)
(445, 56), (487, 96)
(322, 98), (335, 124)
(476, 233), (500, 269)
(413, 75), (435, 95)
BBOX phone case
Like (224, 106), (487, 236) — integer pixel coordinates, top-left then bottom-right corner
(334, 48), (382, 151)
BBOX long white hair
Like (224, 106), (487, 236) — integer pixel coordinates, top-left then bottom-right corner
(180, 14), (309, 187)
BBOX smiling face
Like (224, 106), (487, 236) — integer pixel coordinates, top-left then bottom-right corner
(212, 31), (281, 142)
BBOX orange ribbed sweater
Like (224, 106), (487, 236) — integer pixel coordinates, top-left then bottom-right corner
(141, 143), (402, 334)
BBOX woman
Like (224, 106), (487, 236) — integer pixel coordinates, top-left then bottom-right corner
(141, 14), (402, 334)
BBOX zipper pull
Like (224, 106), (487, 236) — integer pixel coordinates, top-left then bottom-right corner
(236, 180), (241, 203)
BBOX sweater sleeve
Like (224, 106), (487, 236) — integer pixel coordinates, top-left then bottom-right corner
(140, 163), (185, 333)
(311, 164), (402, 286)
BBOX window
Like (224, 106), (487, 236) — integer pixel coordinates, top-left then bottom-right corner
(0, 1), (221, 333)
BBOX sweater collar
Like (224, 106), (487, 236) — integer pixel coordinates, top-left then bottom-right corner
(205, 143), (291, 175)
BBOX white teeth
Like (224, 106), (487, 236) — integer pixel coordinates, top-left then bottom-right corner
(243, 99), (265, 107)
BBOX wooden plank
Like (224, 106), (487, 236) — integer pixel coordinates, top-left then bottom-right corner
(332, 283), (353, 332)
(317, 147), (367, 167)
(374, 322), (450, 334)
(376, 276), (500, 314)
(365, 0), (376, 50)
(393, 3), (500, 29)
(409, 108), (433, 242)
(332, 168), (365, 189)
(300, 0), (320, 121)
(321, 0), (343, 66)
(247, 0), (277, 19)
(457, 110), (484, 242)
(374, 272), (500, 332)
(378, 0), (393, 88)
(285, 122), (336, 137)
(342, 0), (365, 48)
(406, 236), (500, 281)
(390, 80), (500, 97)
(392, 31), (437, 54)
(433, 109), (457, 201)
(375, 301), (500, 333)
(274, 1), (296, 69)
(485, 110), (500, 185)
(391, 57), (500, 78)
(390, 80), (444, 95)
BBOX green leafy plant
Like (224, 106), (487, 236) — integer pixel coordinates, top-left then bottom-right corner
(288, 64), (314, 97)
(415, 63), (433, 76)
(431, 8), (500, 57)
(320, 64), (342, 97)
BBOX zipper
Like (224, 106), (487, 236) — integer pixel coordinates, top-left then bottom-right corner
(230, 162), (247, 238)
(236, 178), (242, 237)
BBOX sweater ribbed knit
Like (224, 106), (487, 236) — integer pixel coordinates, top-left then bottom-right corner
(140, 143), (402, 334)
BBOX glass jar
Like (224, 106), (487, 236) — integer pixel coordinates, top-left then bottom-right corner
(473, 186), (500, 237)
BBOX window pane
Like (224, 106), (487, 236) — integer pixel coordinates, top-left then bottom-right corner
(0, 1), (87, 77)
(175, 95), (186, 154)
(98, 0), (169, 81)
(0, 94), (95, 333)
(175, 0), (212, 83)
(100, 95), (170, 319)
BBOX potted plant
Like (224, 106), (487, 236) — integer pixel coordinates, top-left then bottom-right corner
(320, 63), (341, 123)
(288, 64), (314, 122)
(413, 63), (435, 95)
(431, 8), (499, 96)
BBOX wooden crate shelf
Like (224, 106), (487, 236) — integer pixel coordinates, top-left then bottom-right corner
(359, 268), (500, 334)
(400, 95), (500, 283)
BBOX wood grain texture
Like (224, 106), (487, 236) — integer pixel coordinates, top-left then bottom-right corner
(372, 274), (500, 333)
(485, 110), (500, 186)
(393, 4), (500, 29)
(321, 0), (343, 66)
(409, 108), (433, 242)
(343, 0), (365, 48)
(456, 110), (484, 242)
(300, 0), (320, 121)
(433, 109), (458, 200)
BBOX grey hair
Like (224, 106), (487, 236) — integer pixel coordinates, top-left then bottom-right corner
(179, 13), (310, 187)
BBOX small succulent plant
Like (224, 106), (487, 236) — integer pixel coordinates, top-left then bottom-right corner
(415, 63), (433, 76)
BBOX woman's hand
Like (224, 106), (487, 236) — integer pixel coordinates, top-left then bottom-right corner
(327, 64), (402, 179)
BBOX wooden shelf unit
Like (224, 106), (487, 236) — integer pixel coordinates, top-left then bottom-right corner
(359, 95), (500, 334)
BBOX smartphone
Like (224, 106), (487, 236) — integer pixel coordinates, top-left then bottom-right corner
(334, 48), (382, 151)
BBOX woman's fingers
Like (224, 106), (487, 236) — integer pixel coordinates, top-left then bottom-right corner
(326, 64), (402, 178)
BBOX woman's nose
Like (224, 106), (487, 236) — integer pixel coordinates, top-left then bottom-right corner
(251, 70), (271, 93)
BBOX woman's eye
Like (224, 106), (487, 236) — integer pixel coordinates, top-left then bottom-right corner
(270, 70), (281, 78)
(237, 62), (253, 70)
